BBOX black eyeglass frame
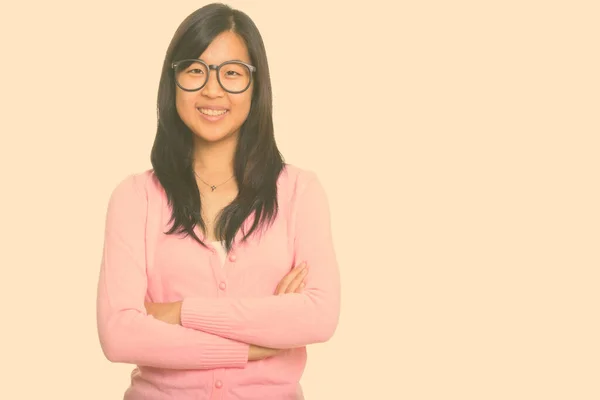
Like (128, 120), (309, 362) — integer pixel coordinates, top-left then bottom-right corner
(171, 59), (256, 94)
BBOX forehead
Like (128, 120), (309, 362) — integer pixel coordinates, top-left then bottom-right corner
(197, 31), (251, 64)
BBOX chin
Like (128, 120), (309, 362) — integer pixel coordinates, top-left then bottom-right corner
(193, 128), (236, 143)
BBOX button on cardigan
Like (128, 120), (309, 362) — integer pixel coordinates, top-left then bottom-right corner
(96, 164), (341, 400)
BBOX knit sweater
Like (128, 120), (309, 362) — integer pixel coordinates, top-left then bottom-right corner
(96, 164), (341, 400)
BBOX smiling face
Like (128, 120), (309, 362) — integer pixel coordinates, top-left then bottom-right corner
(175, 31), (254, 144)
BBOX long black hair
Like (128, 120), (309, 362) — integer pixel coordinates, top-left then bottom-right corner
(150, 3), (285, 252)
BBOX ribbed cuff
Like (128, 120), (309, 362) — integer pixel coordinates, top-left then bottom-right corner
(199, 339), (249, 369)
(181, 297), (248, 369)
(180, 297), (231, 335)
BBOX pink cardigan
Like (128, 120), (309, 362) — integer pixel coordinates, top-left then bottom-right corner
(96, 164), (341, 400)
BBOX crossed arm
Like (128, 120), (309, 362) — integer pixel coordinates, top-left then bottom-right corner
(144, 262), (308, 326)
(96, 172), (340, 370)
(143, 262), (309, 360)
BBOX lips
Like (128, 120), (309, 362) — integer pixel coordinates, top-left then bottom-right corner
(197, 107), (229, 116)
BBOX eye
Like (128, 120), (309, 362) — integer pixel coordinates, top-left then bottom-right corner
(188, 68), (205, 74)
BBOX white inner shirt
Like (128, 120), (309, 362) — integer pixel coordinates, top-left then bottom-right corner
(211, 241), (227, 267)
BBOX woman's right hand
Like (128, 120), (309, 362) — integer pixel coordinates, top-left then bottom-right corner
(247, 262), (309, 361)
(274, 261), (309, 295)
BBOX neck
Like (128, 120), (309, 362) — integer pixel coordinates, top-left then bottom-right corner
(192, 135), (237, 180)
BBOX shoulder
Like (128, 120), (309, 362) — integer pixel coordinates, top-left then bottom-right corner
(277, 163), (330, 213)
(107, 169), (162, 208)
(277, 163), (321, 196)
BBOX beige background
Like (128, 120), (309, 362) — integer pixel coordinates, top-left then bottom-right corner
(1, 0), (599, 399)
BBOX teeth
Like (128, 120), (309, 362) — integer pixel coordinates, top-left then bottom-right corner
(198, 108), (228, 116)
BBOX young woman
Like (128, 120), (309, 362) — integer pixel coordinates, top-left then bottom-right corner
(96, 3), (341, 400)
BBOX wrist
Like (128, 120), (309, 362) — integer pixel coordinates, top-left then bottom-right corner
(173, 301), (183, 325)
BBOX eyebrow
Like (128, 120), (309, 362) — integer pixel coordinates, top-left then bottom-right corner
(198, 58), (250, 64)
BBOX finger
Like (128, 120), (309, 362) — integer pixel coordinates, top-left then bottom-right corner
(286, 266), (308, 293)
(275, 262), (304, 294)
(280, 262), (307, 294)
(276, 262), (306, 295)
(294, 281), (306, 294)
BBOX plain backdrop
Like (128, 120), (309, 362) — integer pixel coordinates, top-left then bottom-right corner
(0, 1), (599, 399)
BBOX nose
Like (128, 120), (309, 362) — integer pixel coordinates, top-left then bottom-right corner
(201, 68), (224, 98)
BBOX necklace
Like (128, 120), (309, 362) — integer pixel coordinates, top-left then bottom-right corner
(194, 171), (234, 192)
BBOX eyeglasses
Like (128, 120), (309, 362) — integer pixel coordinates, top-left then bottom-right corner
(171, 59), (256, 94)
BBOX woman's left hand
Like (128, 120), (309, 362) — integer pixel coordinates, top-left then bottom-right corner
(144, 301), (182, 325)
